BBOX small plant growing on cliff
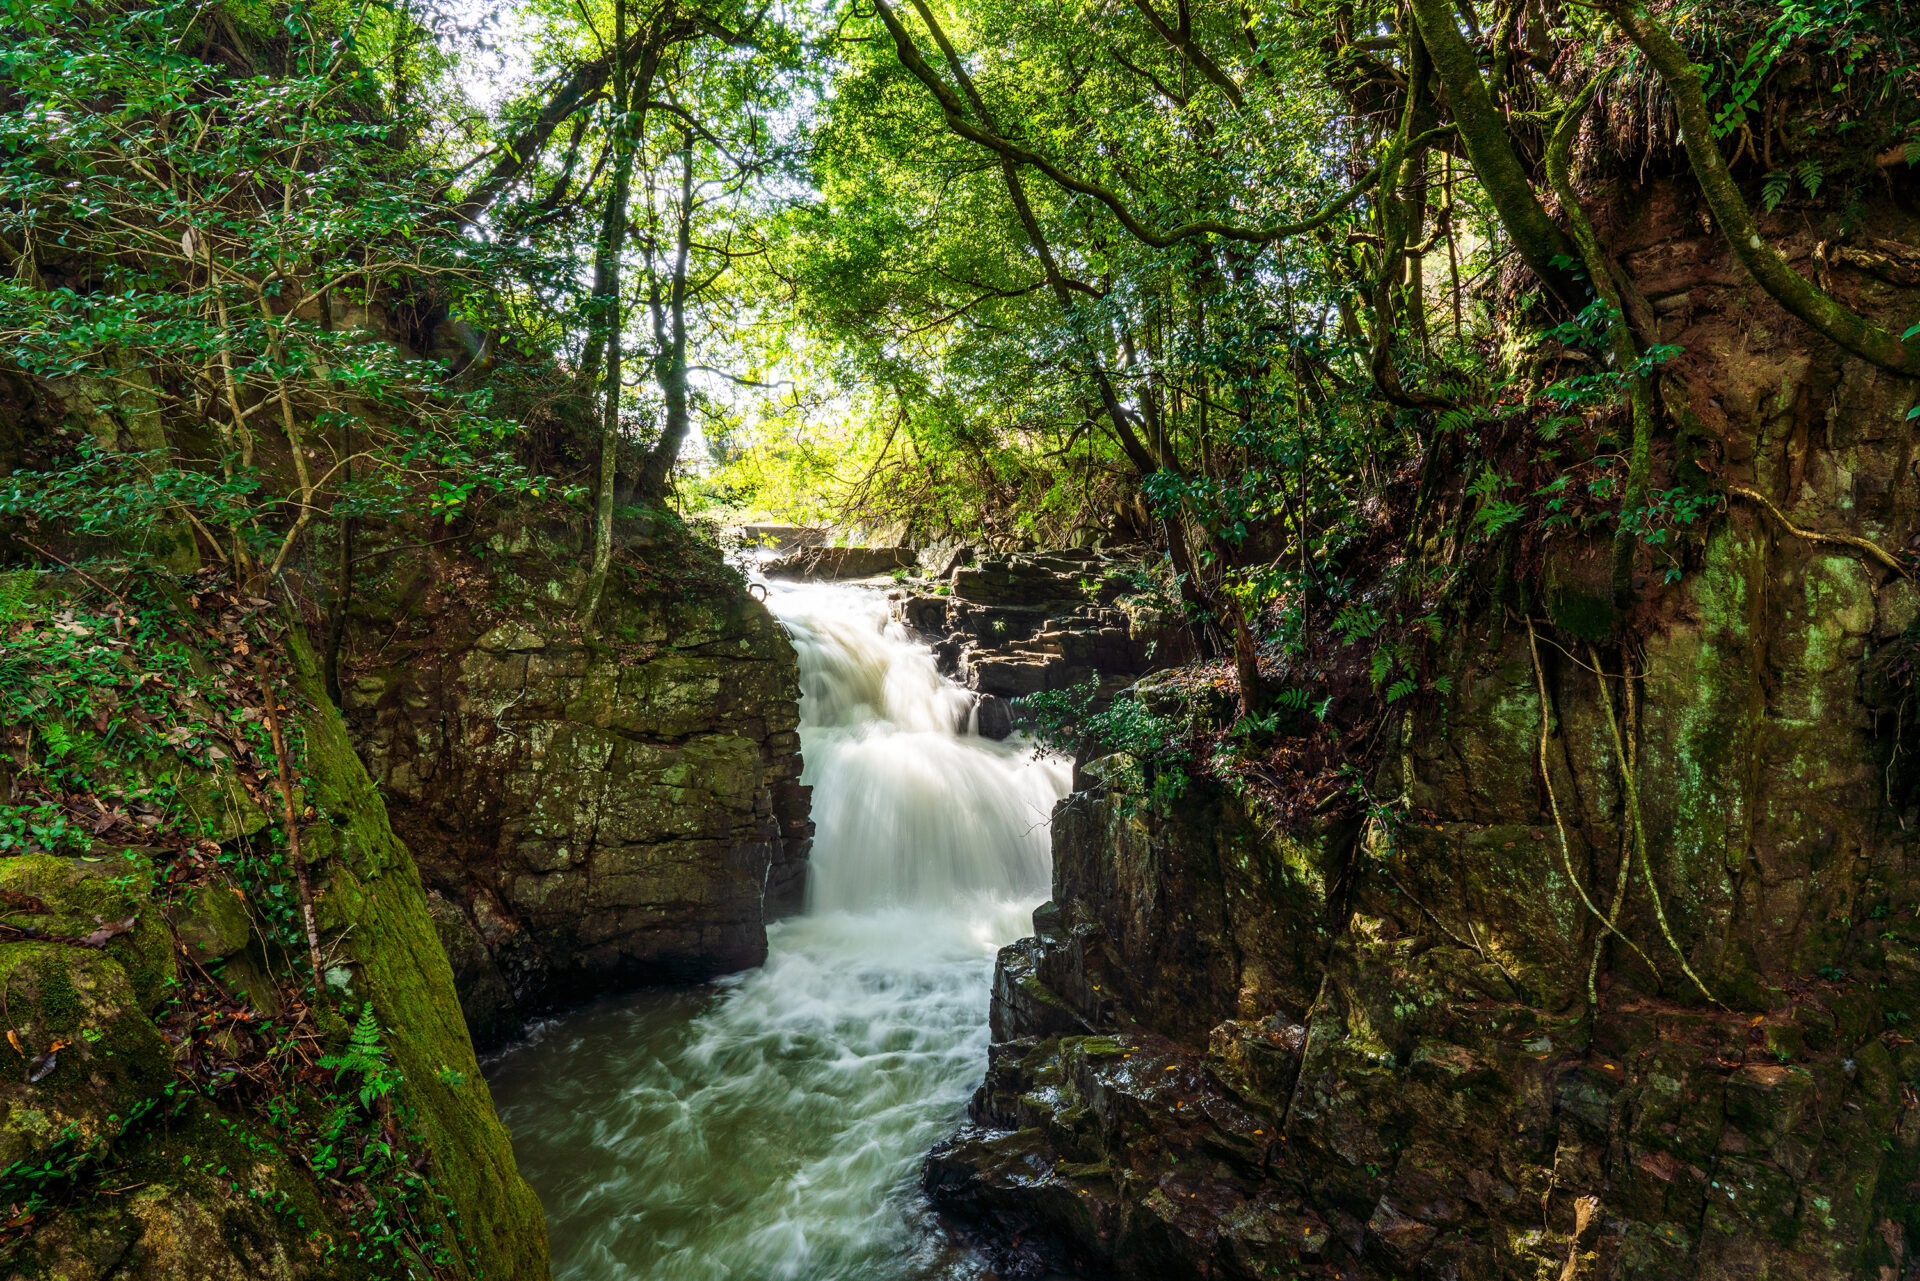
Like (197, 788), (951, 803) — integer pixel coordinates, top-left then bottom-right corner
(1015, 680), (1192, 807)
(0, 571), (33, 626)
(319, 1005), (401, 1111)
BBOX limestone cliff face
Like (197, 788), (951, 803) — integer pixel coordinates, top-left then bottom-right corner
(341, 523), (810, 1047)
(926, 195), (1920, 1279)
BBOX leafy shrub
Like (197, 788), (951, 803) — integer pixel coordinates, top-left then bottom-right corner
(1014, 679), (1192, 806)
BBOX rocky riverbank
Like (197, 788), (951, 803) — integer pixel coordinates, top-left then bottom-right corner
(925, 529), (1920, 1281)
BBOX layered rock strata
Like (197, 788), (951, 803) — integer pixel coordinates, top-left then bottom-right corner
(342, 525), (811, 1048)
(888, 551), (1182, 738)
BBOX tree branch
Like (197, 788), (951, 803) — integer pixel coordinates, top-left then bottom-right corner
(1407, 0), (1580, 302)
(871, 0), (1378, 249)
(1123, 0), (1246, 110)
(1606, 2), (1920, 375)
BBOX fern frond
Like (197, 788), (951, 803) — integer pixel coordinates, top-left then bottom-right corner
(0, 570), (34, 625)
(350, 1003), (383, 1055)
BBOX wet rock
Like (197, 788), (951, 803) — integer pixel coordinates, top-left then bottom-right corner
(975, 693), (1014, 740)
(898, 593), (949, 635)
(931, 632), (966, 676)
(763, 545), (915, 578)
(970, 652), (1064, 697)
(928, 1026), (1345, 1281)
(343, 542), (810, 1047)
(949, 601), (1053, 645)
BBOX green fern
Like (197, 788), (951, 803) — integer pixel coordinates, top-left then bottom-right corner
(1478, 498), (1526, 536)
(0, 570), (34, 625)
(1464, 464), (1503, 504)
(1794, 157), (1823, 200)
(1333, 603), (1383, 642)
(1761, 170), (1791, 212)
(318, 1004), (401, 1111)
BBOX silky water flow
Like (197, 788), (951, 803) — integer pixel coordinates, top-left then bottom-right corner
(487, 580), (1072, 1280)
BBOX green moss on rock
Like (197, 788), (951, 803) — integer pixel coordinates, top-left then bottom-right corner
(284, 623), (550, 1281)
(0, 615), (548, 1280)
(0, 943), (172, 1176)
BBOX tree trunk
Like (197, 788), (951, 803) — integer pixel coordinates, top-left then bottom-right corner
(636, 131), (696, 501)
(577, 0), (637, 628)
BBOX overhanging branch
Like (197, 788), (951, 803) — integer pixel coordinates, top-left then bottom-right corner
(1607, 2), (1920, 375)
(870, 0), (1379, 250)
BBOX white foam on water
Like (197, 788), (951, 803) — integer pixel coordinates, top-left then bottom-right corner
(487, 577), (1069, 1281)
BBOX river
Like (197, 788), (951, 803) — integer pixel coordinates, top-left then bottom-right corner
(485, 579), (1071, 1281)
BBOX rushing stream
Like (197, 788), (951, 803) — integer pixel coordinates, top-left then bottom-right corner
(487, 579), (1071, 1281)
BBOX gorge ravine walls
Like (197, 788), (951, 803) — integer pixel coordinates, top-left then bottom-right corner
(924, 193), (1920, 1278)
(338, 526), (812, 1049)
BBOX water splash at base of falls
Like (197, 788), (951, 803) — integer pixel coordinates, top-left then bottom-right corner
(487, 579), (1070, 1281)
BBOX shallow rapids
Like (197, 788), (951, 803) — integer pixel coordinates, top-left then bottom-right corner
(487, 579), (1070, 1280)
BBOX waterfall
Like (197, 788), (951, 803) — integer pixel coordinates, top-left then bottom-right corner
(779, 582), (1062, 910)
(487, 579), (1070, 1281)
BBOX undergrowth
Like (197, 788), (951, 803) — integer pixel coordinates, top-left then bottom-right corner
(0, 566), (474, 1276)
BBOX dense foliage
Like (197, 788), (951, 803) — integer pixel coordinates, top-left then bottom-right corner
(3, 0), (1918, 714)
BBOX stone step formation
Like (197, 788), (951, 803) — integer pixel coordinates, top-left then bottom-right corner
(766, 544), (1180, 739)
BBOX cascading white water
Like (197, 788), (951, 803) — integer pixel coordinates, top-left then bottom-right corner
(486, 578), (1070, 1281)
(786, 583), (1062, 910)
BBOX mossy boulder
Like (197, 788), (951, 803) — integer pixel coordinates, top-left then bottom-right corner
(0, 943), (172, 1178)
(162, 886), (251, 964)
(0, 855), (174, 1010)
(3, 1100), (335, 1281)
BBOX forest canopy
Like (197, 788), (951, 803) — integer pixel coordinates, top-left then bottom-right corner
(2, 0), (1918, 707)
